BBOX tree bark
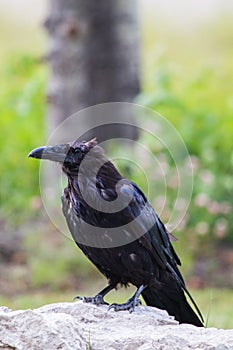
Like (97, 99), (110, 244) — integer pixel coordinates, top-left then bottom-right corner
(44, 0), (140, 141)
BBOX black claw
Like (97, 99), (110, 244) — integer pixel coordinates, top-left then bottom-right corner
(108, 285), (144, 313)
(73, 294), (108, 305)
(108, 297), (141, 313)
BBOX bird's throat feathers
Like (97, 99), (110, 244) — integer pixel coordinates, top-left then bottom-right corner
(67, 157), (123, 198)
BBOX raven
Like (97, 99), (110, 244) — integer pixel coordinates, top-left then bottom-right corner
(29, 138), (204, 326)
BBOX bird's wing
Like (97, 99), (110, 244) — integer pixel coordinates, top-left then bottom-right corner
(117, 181), (182, 273)
(125, 182), (203, 321)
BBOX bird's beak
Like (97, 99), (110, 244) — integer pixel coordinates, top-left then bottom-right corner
(28, 144), (69, 163)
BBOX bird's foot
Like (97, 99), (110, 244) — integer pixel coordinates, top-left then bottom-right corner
(74, 294), (109, 306)
(108, 285), (144, 313)
(108, 296), (142, 313)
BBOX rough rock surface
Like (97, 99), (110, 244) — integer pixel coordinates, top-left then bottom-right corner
(0, 301), (233, 350)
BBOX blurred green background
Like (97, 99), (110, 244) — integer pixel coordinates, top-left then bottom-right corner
(0, 0), (232, 328)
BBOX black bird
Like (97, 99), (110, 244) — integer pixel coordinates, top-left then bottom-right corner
(29, 138), (204, 326)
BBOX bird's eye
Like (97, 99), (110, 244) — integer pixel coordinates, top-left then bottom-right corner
(74, 148), (81, 154)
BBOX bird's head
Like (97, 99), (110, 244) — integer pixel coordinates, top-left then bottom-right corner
(28, 138), (102, 175)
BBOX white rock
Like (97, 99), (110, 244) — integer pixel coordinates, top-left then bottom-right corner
(0, 302), (232, 350)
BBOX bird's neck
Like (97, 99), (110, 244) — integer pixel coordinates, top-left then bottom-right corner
(67, 160), (123, 195)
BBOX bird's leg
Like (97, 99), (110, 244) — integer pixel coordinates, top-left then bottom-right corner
(108, 285), (145, 313)
(74, 284), (115, 306)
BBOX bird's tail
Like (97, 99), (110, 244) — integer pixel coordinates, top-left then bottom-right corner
(142, 275), (204, 327)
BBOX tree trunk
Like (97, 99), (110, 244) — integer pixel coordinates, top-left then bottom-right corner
(44, 0), (140, 141)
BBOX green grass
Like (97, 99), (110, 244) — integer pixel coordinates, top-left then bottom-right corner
(0, 286), (232, 329)
(191, 288), (233, 329)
